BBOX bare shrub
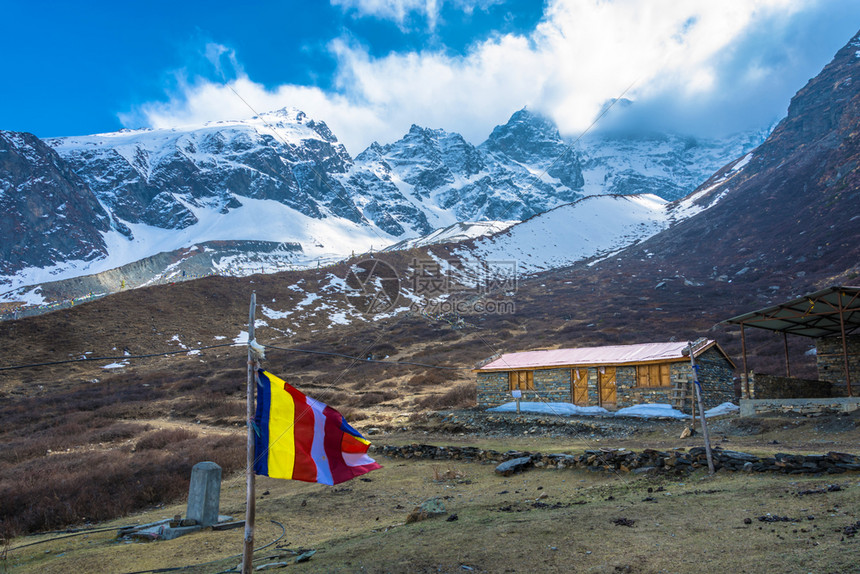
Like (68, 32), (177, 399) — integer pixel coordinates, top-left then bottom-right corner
(354, 391), (399, 408)
(136, 428), (197, 450)
(416, 383), (476, 410)
(351, 379), (371, 390)
(90, 423), (148, 444)
(406, 371), (448, 387)
(338, 407), (368, 422)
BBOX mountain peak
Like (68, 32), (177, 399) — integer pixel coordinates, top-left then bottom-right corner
(482, 108), (563, 159)
(256, 107), (307, 123)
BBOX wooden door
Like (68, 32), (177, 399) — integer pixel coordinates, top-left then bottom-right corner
(598, 367), (617, 407)
(571, 369), (588, 406)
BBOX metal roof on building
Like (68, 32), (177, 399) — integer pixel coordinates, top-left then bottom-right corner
(476, 340), (724, 371)
(723, 285), (860, 338)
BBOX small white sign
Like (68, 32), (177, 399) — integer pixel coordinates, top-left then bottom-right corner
(511, 390), (522, 398)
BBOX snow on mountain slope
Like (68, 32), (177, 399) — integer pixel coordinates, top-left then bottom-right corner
(384, 220), (518, 251)
(0, 194), (393, 299)
(452, 194), (669, 277)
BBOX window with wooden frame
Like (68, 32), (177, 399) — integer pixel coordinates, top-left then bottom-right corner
(636, 363), (671, 387)
(508, 371), (534, 390)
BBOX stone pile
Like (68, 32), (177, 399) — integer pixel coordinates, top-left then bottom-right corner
(370, 444), (860, 475)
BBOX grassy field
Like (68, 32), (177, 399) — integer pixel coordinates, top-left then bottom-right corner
(4, 424), (859, 574)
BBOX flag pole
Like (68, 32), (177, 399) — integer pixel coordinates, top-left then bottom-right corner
(242, 291), (257, 574)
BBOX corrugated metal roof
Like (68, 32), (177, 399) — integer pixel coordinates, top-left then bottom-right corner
(723, 285), (860, 338)
(477, 340), (714, 371)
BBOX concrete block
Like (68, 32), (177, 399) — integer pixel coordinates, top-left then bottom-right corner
(186, 461), (222, 527)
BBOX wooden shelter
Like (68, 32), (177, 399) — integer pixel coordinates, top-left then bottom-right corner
(474, 339), (735, 411)
(724, 285), (859, 398)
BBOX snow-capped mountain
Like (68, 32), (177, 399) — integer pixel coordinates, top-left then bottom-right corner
(575, 129), (770, 201)
(344, 113), (584, 233)
(1, 104), (765, 300)
(0, 131), (111, 275)
(48, 109), (360, 234)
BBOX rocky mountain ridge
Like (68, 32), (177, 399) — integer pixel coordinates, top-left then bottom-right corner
(2, 102), (765, 300)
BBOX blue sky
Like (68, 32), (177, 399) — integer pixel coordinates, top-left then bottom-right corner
(3, 0), (859, 155)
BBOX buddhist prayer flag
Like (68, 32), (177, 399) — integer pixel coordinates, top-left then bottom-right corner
(254, 369), (381, 485)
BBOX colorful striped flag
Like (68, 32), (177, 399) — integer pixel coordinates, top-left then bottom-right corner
(253, 369), (381, 485)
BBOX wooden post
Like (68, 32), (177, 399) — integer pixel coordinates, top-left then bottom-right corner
(688, 342), (715, 475)
(783, 332), (791, 378)
(242, 292), (257, 574)
(512, 389), (522, 414)
(838, 297), (853, 397)
(740, 324), (750, 398)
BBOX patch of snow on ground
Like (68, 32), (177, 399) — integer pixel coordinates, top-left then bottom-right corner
(328, 311), (352, 326)
(487, 401), (739, 419)
(704, 402), (740, 417)
(233, 331), (249, 345)
(487, 402), (610, 416)
(615, 403), (689, 419)
(297, 293), (321, 308)
(731, 152), (753, 171)
(261, 305), (292, 319)
(102, 361), (129, 369)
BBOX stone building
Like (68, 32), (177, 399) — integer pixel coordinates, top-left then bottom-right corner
(475, 339), (735, 411)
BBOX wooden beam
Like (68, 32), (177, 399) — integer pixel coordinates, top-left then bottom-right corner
(838, 294), (853, 397)
(741, 324), (750, 398)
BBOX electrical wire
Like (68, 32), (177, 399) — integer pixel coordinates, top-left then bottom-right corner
(0, 343), (238, 372)
(0, 341), (467, 373)
(6, 523), (140, 552)
(262, 343), (464, 370)
(119, 520), (286, 574)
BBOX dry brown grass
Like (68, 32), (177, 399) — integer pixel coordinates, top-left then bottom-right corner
(4, 439), (859, 574)
(0, 375), (245, 538)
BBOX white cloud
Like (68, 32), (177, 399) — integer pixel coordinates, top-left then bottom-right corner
(124, 0), (826, 156)
(331, 0), (502, 30)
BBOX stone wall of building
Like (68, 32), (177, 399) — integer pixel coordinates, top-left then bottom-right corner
(751, 374), (833, 399)
(694, 347), (737, 408)
(476, 371), (510, 407)
(740, 397), (860, 416)
(624, 364), (686, 409)
(816, 335), (860, 397)
(534, 368), (575, 404)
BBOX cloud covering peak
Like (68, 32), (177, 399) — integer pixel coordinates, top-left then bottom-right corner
(120, 0), (858, 155)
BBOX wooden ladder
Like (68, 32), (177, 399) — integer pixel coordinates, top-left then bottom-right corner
(670, 380), (690, 410)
